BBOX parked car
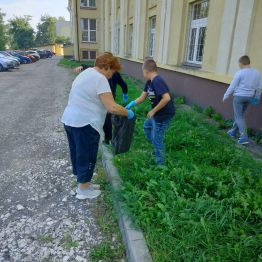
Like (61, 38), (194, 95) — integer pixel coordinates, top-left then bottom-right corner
(18, 51), (37, 63)
(25, 50), (40, 60)
(46, 50), (53, 58)
(0, 51), (20, 65)
(8, 51), (32, 64)
(0, 56), (15, 71)
(37, 49), (48, 59)
(0, 53), (20, 68)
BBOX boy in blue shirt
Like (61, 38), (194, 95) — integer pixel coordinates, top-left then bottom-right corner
(126, 59), (175, 165)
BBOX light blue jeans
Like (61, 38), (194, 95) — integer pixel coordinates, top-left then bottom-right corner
(232, 96), (252, 136)
(144, 117), (171, 165)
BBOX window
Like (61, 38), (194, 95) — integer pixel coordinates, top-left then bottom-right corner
(148, 16), (156, 57)
(186, 0), (209, 65)
(81, 19), (97, 42)
(82, 50), (96, 60)
(114, 24), (120, 54)
(128, 24), (133, 56)
(80, 0), (96, 8)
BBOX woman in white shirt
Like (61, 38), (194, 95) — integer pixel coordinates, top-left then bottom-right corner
(62, 53), (134, 200)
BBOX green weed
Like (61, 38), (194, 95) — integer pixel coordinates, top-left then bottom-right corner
(113, 75), (262, 262)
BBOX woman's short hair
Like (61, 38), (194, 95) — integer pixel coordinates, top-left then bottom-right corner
(95, 52), (121, 71)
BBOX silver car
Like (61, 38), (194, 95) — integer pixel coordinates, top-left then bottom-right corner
(0, 53), (20, 68)
(0, 57), (15, 71)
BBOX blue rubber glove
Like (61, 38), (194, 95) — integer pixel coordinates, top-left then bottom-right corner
(122, 93), (129, 103)
(251, 98), (260, 106)
(125, 101), (136, 109)
(127, 110), (135, 120)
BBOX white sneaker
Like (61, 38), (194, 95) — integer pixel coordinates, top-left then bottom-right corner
(76, 188), (101, 200)
(76, 183), (100, 194)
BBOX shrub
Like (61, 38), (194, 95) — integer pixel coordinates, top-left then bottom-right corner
(175, 96), (185, 105)
(203, 106), (215, 117)
(212, 112), (223, 121)
(192, 104), (203, 113)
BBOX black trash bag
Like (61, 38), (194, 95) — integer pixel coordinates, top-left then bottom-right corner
(111, 115), (136, 155)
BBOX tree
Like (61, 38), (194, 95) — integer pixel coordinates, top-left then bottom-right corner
(8, 16), (34, 49)
(0, 9), (8, 50)
(57, 16), (66, 21)
(35, 15), (57, 46)
(55, 36), (71, 45)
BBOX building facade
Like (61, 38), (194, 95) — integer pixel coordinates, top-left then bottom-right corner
(68, 0), (102, 60)
(69, 0), (262, 130)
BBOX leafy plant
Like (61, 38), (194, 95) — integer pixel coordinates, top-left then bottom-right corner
(175, 96), (186, 105)
(212, 112), (223, 121)
(203, 106), (215, 117)
(112, 75), (262, 262)
(192, 104), (203, 113)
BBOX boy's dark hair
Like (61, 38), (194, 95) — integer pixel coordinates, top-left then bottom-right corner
(143, 58), (158, 72)
(239, 55), (250, 65)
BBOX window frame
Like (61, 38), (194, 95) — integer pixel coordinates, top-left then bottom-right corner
(80, 0), (96, 8)
(80, 18), (97, 43)
(185, 0), (209, 65)
(128, 23), (133, 56)
(82, 50), (97, 60)
(148, 16), (156, 58)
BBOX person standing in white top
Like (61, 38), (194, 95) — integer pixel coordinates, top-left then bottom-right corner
(61, 53), (134, 200)
(223, 55), (262, 145)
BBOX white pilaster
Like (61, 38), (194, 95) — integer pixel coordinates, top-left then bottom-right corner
(111, 0), (117, 54)
(104, 0), (110, 51)
(133, 0), (141, 59)
(158, 0), (172, 64)
(228, 0), (255, 75)
(215, 0), (238, 74)
(119, 0), (126, 56)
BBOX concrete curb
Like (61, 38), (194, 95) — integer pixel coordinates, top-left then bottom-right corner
(101, 144), (152, 262)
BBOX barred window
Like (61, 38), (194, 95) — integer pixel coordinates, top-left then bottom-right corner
(82, 50), (96, 60)
(186, 0), (209, 65)
(81, 19), (97, 42)
(148, 16), (156, 57)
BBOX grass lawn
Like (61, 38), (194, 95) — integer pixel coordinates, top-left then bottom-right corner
(114, 74), (262, 262)
(59, 58), (94, 68)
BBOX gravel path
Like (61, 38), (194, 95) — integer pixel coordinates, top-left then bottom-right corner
(0, 57), (105, 262)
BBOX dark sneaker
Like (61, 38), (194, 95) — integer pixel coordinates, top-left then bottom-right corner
(238, 135), (249, 145)
(227, 129), (237, 138)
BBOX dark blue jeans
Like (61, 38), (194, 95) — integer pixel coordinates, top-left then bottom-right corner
(64, 124), (100, 184)
(144, 118), (171, 165)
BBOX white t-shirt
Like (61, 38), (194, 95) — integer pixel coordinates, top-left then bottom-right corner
(61, 68), (111, 135)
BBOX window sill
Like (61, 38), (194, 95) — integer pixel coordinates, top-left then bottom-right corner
(181, 62), (202, 70)
(80, 7), (97, 10)
(81, 41), (97, 44)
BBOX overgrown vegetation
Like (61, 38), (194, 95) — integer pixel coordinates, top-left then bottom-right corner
(91, 162), (126, 262)
(113, 75), (262, 262)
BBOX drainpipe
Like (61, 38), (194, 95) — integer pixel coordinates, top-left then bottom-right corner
(75, 0), (80, 61)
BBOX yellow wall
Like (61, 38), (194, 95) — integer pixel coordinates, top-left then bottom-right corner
(63, 45), (74, 57)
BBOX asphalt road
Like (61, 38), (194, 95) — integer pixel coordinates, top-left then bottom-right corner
(0, 57), (104, 261)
